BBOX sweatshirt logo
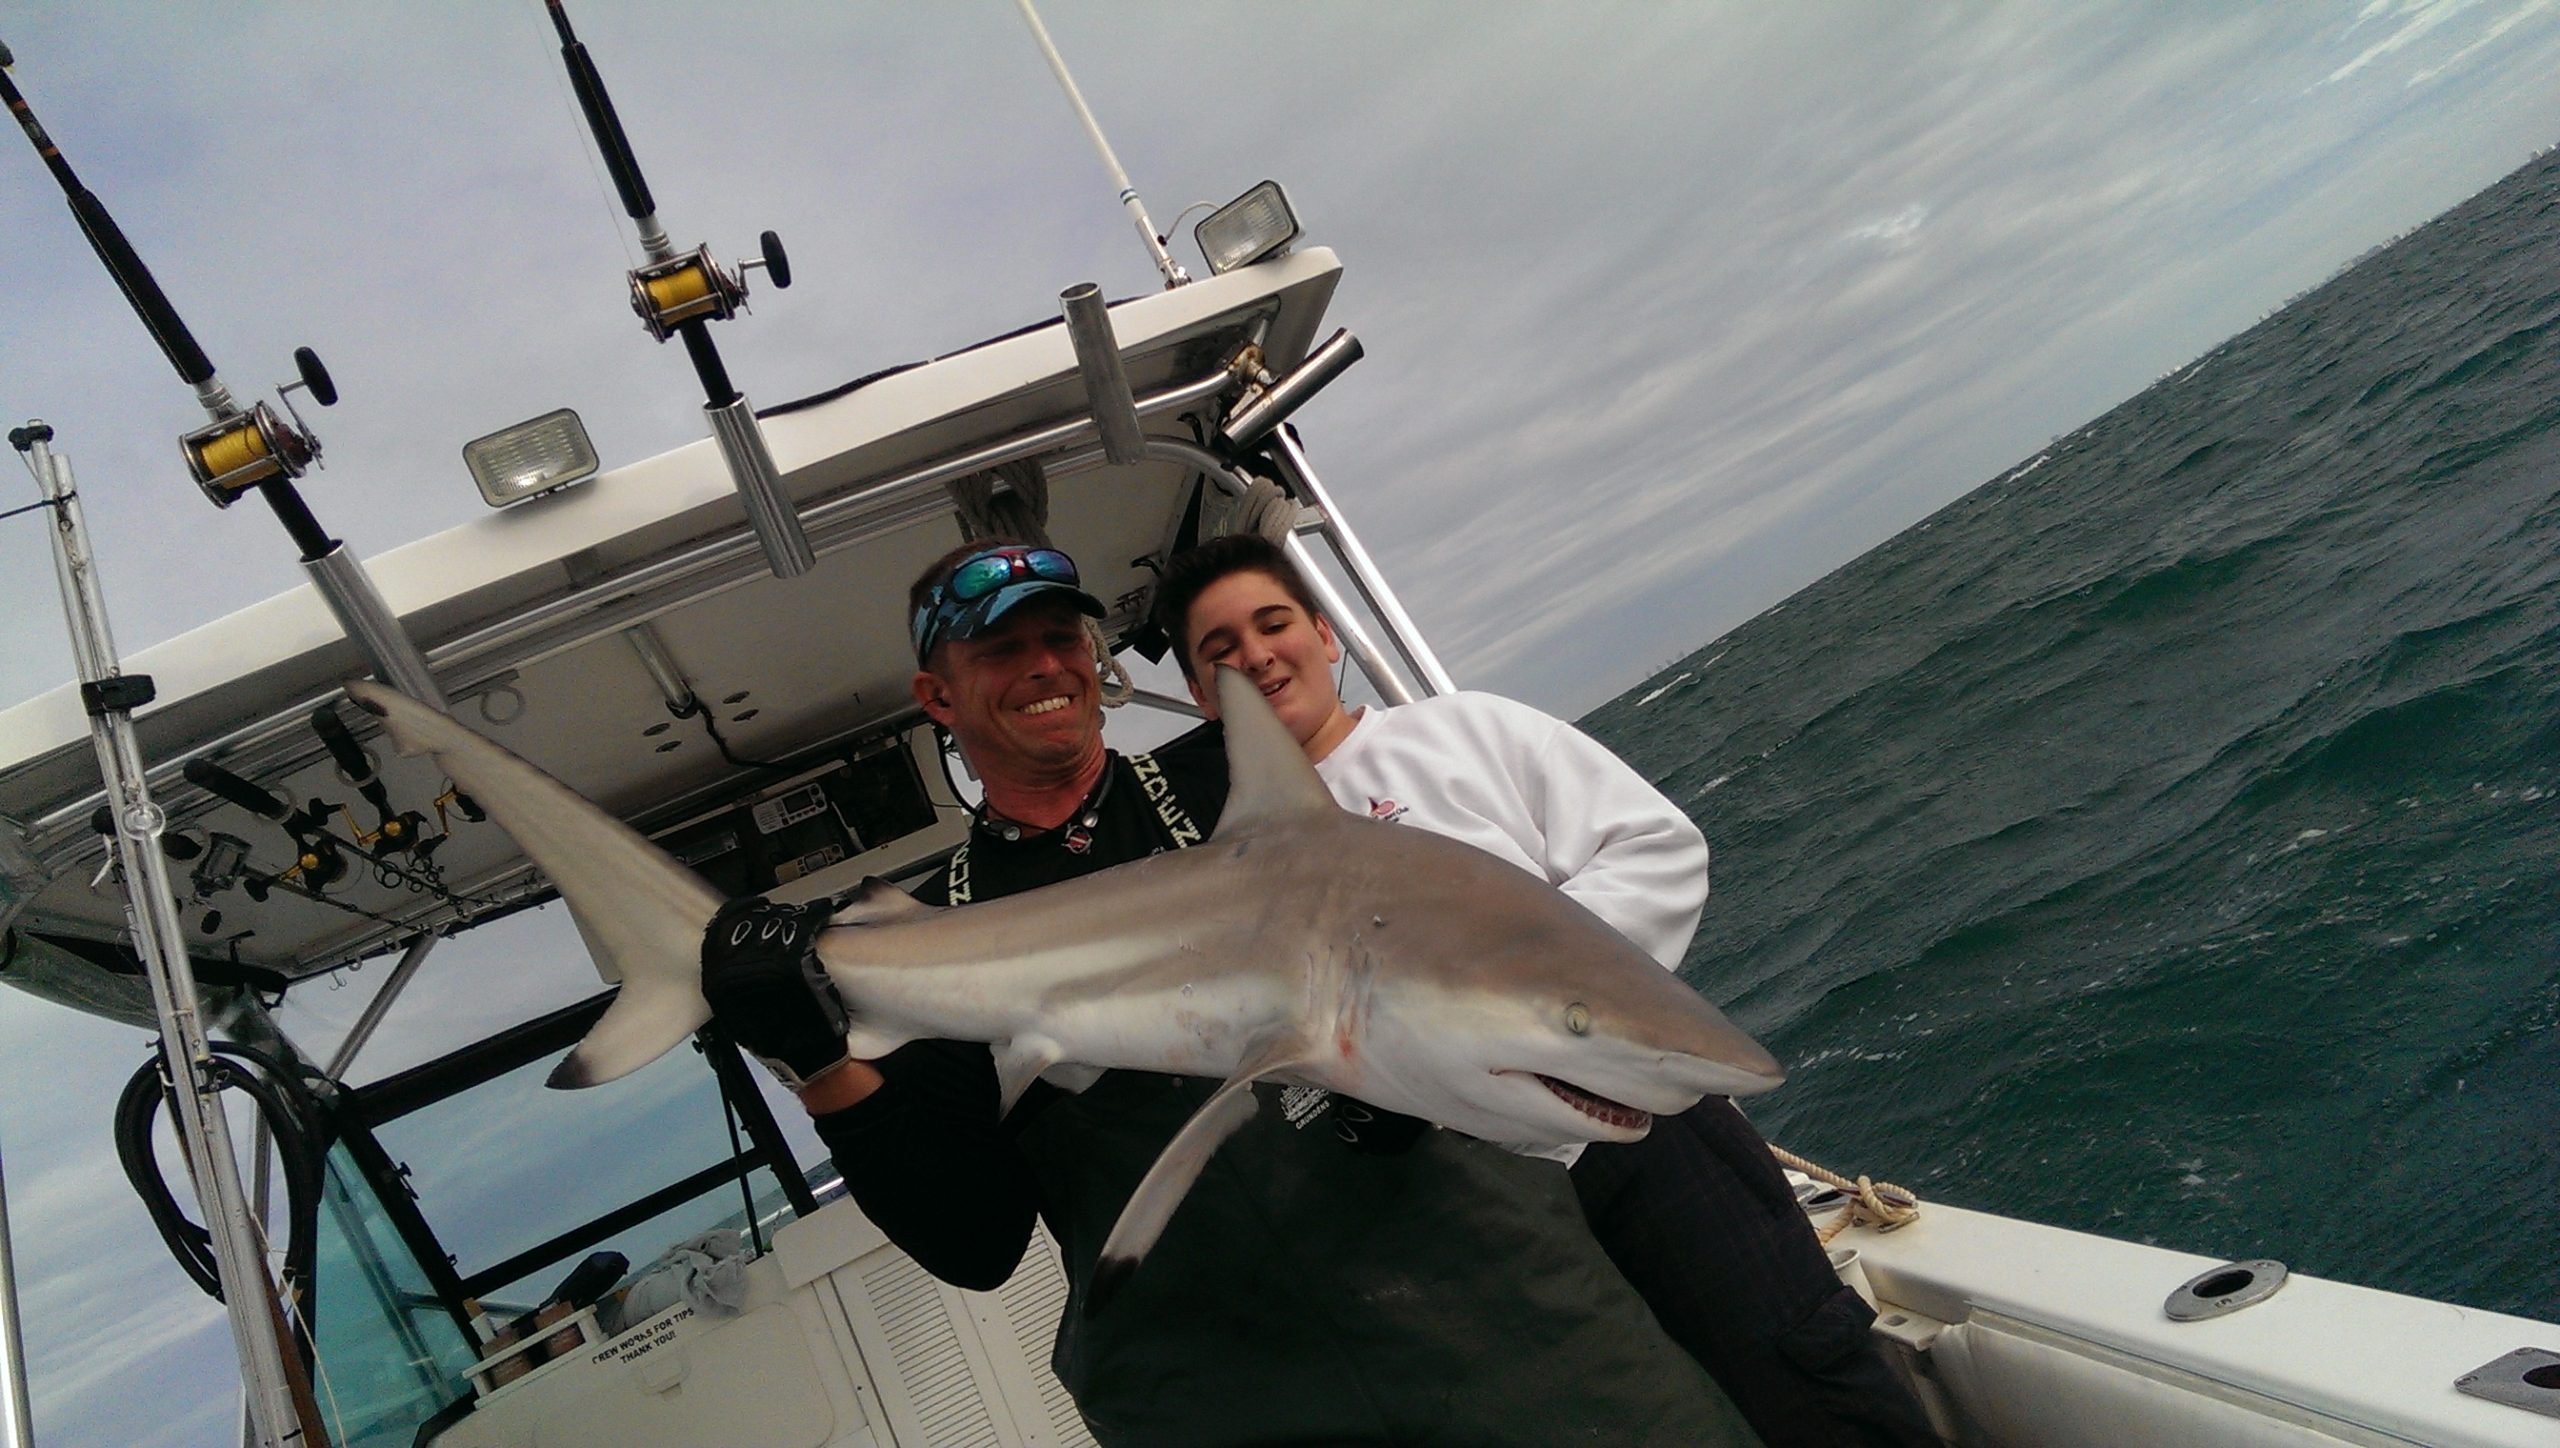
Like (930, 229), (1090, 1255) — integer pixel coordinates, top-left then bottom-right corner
(1366, 796), (1408, 825)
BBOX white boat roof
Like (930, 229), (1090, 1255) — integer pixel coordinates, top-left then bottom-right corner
(0, 249), (1341, 996)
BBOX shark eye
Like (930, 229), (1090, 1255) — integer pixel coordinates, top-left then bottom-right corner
(1564, 1003), (1591, 1036)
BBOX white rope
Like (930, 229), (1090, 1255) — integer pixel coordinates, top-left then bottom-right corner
(1770, 1143), (1921, 1244)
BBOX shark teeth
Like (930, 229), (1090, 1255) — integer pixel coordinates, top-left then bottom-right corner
(1534, 1074), (1652, 1132)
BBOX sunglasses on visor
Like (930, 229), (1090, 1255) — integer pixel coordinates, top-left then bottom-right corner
(911, 546), (1083, 661)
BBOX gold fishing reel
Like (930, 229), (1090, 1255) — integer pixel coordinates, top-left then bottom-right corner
(627, 232), (789, 341)
(179, 347), (337, 508)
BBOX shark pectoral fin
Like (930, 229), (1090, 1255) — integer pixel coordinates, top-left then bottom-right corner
(991, 1036), (1067, 1118)
(1208, 666), (1344, 837)
(1086, 1032), (1313, 1315)
(549, 977), (713, 1088)
(830, 876), (937, 927)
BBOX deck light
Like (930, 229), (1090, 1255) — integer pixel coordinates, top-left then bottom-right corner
(1195, 181), (1299, 275)
(465, 409), (599, 509)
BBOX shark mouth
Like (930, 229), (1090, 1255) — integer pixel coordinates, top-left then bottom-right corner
(1534, 1074), (1652, 1132)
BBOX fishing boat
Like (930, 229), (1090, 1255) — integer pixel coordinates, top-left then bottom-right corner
(1, 14), (2554, 1448)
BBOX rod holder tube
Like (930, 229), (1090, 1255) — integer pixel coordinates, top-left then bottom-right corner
(1060, 284), (1147, 466)
(1270, 429), (1457, 696)
(706, 395), (817, 579)
(621, 621), (700, 714)
(1219, 329), (1365, 452)
(304, 546), (448, 708)
(23, 432), (311, 1447)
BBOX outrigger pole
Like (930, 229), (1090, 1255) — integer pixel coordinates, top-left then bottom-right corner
(0, 42), (443, 713)
(540, 0), (815, 579)
(1012, 0), (1191, 290)
(9, 423), (321, 1448)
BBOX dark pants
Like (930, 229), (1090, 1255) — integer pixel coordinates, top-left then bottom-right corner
(1571, 1099), (1940, 1448)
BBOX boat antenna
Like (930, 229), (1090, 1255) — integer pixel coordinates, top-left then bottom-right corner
(1011, 0), (1191, 289)
(539, 0), (817, 579)
(0, 38), (448, 710)
(7, 419), (324, 1448)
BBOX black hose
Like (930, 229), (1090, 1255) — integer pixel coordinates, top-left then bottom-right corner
(112, 1043), (337, 1365)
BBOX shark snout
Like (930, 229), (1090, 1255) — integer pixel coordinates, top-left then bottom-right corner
(1665, 1039), (1786, 1099)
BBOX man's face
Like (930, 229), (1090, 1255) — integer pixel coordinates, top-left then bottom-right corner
(913, 598), (1104, 783)
(1180, 568), (1344, 748)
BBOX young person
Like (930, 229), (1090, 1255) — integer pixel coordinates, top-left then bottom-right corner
(1155, 533), (1937, 1448)
(698, 540), (1762, 1448)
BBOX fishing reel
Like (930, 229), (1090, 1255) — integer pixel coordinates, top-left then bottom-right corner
(180, 346), (338, 507)
(628, 232), (790, 341)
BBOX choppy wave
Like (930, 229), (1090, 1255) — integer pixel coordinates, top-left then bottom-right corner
(1585, 148), (2560, 1322)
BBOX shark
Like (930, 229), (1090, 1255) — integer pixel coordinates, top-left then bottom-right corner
(346, 666), (1783, 1290)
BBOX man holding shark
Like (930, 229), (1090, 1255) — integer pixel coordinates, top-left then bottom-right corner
(698, 539), (1763, 1446)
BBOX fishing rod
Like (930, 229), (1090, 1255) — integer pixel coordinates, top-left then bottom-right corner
(0, 40), (445, 714)
(540, 0), (814, 578)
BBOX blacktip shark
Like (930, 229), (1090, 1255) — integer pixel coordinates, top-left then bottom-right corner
(346, 667), (1782, 1295)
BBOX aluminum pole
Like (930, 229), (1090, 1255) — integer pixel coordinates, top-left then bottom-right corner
(1283, 534), (1415, 706)
(1268, 429), (1457, 695)
(0, 1135), (36, 1448)
(19, 427), (312, 1447)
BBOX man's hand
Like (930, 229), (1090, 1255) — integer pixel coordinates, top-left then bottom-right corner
(701, 897), (852, 1091)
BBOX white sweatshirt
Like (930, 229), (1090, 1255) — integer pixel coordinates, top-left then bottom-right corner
(1314, 692), (1710, 970)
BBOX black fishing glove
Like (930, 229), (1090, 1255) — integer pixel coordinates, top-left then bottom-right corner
(700, 897), (849, 1090)
(1326, 1096), (1430, 1155)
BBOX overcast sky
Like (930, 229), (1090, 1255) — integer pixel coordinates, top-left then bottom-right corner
(6, 3), (2560, 1444)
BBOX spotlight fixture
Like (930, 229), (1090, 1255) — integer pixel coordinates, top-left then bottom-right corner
(1195, 180), (1300, 275)
(464, 409), (599, 509)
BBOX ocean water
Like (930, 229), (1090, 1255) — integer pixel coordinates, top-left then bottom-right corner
(1583, 147), (2560, 1322)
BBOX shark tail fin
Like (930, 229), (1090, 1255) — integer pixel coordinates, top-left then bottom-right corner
(345, 680), (724, 1089)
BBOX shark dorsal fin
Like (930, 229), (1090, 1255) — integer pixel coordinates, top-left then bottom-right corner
(1210, 665), (1340, 836)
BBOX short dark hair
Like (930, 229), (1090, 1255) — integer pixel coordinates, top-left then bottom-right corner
(907, 535), (1051, 671)
(1150, 534), (1324, 681)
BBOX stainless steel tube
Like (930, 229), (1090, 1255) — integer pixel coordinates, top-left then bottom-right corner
(1270, 429), (1457, 696)
(304, 545), (448, 709)
(1283, 535), (1414, 706)
(620, 621), (700, 715)
(1060, 284), (1147, 466)
(1219, 329), (1364, 452)
(706, 395), (817, 579)
(26, 433), (310, 1446)
(0, 1137), (35, 1448)
(324, 932), (441, 1079)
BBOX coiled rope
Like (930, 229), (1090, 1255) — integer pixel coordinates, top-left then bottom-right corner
(1768, 1143), (1921, 1243)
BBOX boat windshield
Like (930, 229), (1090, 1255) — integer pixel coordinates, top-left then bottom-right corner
(309, 1141), (480, 1448)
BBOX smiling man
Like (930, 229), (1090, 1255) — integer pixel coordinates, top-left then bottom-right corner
(697, 538), (1761, 1447)
(1156, 533), (1936, 1448)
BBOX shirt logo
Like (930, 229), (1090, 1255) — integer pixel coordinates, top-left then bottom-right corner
(1366, 797), (1408, 825)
